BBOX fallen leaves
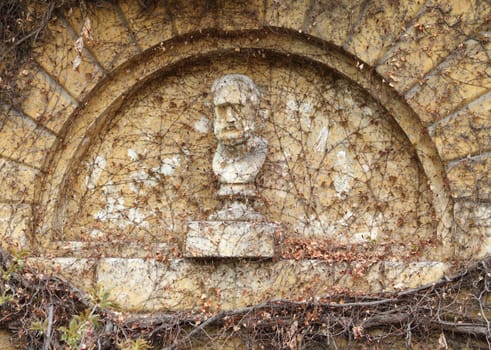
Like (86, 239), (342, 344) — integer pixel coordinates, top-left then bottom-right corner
(280, 237), (384, 265)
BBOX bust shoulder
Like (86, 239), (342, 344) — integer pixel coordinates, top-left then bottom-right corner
(247, 135), (268, 154)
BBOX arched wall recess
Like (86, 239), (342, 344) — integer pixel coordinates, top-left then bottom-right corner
(32, 29), (454, 311)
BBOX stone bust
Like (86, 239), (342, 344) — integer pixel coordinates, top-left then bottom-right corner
(185, 75), (277, 257)
(211, 74), (267, 199)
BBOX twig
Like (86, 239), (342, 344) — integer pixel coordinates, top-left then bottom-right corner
(43, 304), (54, 350)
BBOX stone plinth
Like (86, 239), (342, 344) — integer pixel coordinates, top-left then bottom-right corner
(184, 221), (276, 258)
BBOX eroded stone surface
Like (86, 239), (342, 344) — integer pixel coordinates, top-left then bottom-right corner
(0, 106), (57, 168)
(406, 39), (491, 125)
(346, 0), (424, 65)
(43, 241), (179, 259)
(185, 221), (276, 258)
(0, 204), (30, 249)
(94, 257), (448, 312)
(264, 0), (310, 29)
(307, 0), (365, 47)
(429, 92), (491, 161)
(26, 257), (96, 290)
(377, 0), (491, 93)
(33, 16), (104, 99)
(96, 258), (237, 311)
(217, 0), (263, 31)
(11, 64), (77, 133)
(118, 0), (174, 50)
(165, 0), (217, 35)
(0, 158), (38, 203)
(454, 201), (491, 258)
(447, 154), (491, 200)
(64, 2), (139, 70)
(0, 330), (17, 350)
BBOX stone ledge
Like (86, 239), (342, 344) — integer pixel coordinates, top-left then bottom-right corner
(27, 254), (449, 313)
(91, 258), (449, 312)
(43, 241), (178, 258)
(185, 221), (276, 258)
(26, 257), (96, 291)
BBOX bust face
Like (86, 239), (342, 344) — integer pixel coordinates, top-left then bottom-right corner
(213, 83), (256, 146)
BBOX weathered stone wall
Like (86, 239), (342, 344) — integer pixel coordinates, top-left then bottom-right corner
(0, 0), (489, 346)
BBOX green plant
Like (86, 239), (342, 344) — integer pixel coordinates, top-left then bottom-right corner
(87, 285), (120, 310)
(59, 286), (119, 349)
(28, 317), (48, 335)
(59, 308), (99, 349)
(0, 250), (27, 306)
(1, 249), (27, 280)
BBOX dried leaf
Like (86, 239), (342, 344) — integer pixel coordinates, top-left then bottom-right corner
(81, 17), (92, 41)
(74, 37), (84, 55)
(72, 55), (81, 71)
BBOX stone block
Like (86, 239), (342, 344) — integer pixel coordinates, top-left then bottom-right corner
(373, 261), (449, 290)
(454, 201), (491, 258)
(33, 16), (104, 100)
(447, 154), (491, 200)
(306, 1), (366, 47)
(65, 3), (139, 70)
(429, 92), (491, 161)
(0, 159), (38, 203)
(166, 0), (217, 35)
(217, 0), (264, 31)
(118, 0), (174, 51)
(185, 221), (276, 258)
(95, 258), (448, 312)
(12, 64), (77, 133)
(406, 39), (491, 125)
(96, 258), (237, 311)
(377, 1), (491, 93)
(44, 241), (179, 259)
(264, 0), (310, 30)
(455, 201), (491, 234)
(235, 259), (346, 305)
(346, 0), (423, 65)
(0, 204), (31, 250)
(0, 107), (57, 168)
(26, 257), (96, 290)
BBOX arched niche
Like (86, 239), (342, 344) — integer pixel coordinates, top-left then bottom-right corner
(53, 52), (436, 254)
(35, 29), (452, 253)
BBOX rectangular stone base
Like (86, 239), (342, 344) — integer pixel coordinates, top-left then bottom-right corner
(185, 221), (277, 258)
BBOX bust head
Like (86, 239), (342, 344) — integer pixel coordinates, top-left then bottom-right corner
(211, 74), (261, 146)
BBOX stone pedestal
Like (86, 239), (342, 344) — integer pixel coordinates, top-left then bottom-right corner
(184, 221), (277, 258)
